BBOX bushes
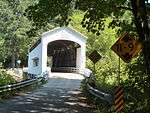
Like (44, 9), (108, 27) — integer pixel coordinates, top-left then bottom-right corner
(86, 54), (150, 113)
(122, 54), (150, 113)
(0, 70), (16, 86)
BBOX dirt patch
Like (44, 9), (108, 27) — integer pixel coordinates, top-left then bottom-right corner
(6, 69), (24, 82)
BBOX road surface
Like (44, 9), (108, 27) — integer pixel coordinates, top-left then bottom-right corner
(0, 73), (94, 113)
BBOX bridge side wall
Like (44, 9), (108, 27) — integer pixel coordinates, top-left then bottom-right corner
(28, 43), (42, 76)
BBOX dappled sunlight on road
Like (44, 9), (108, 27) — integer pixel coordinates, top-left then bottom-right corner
(0, 77), (94, 113)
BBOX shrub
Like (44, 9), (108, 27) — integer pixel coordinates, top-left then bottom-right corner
(0, 70), (16, 86)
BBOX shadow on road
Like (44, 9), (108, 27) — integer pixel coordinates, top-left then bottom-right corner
(0, 78), (94, 113)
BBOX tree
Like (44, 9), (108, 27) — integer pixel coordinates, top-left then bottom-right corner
(77, 0), (150, 73)
(26, 0), (73, 28)
(77, 1), (150, 111)
(0, 0), (36, 68)
(131, 0), (150, 73)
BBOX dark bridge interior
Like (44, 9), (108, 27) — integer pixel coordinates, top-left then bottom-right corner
(47, 40), (80, 72)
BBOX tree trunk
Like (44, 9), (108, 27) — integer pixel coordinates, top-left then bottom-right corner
(11, 48), (16, 69)
(131, 0), (150, 72)
(131, 0), (150, 110)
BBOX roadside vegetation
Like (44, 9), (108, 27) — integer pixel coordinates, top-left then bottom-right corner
(0, 70), (16, 86)
(70, 10), (148, 113)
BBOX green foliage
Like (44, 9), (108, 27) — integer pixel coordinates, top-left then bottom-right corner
(70, 10), (149, 113)
(26, 0), (73, 27)
(74, 0), (135, 35)
(0, 70), (16, 86)
(0, 0), (38, 67)
(70, 10), (121, 88)
(123, 54), (150, 113)
(70, 11), (117, 89)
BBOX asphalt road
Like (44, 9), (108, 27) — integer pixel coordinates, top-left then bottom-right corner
(0, 73), (94, 113)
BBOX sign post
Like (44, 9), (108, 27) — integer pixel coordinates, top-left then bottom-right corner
(111, 33), (142, 84)
(88, 50), (102, 74)
(118, 57), (121, 85)
(111, 33), (142, 113)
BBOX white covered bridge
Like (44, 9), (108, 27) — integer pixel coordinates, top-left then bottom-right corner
(28, 27), (87, 77)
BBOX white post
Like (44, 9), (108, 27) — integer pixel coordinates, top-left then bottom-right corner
(80, 44), (86, 71)
(76, 47), (81, 69)
(41, 41), (48, 74)
(76, 44), (86, 73)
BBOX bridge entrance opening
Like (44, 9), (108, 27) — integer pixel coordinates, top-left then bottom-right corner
(47, 40), (80, 72)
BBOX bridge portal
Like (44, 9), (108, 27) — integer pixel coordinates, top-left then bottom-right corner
(28, 27), (86, 77)
(47, 40), (80, 72)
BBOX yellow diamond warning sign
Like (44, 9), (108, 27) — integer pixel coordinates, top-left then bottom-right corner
(89, 50), (102, 64)
(111, 33), (142, 63)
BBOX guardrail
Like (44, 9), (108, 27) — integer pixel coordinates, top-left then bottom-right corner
(0, 77), (43, 93)
(84, 71), (114, 105)
(86, 83), (113, 105)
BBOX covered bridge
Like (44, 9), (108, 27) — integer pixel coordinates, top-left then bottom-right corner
(28, 27), (86, 77)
